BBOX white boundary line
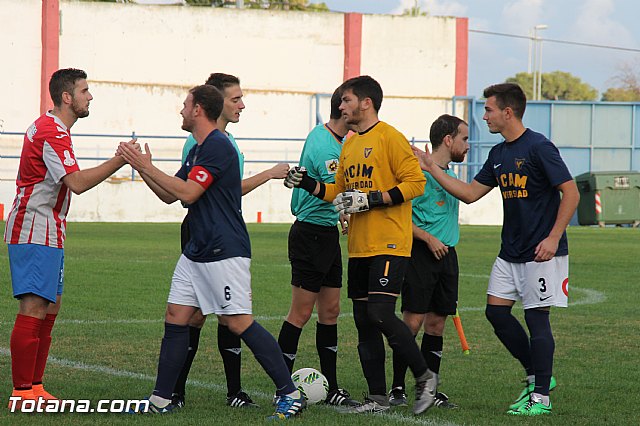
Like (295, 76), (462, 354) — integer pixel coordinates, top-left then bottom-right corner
(0, 285), (604, 425)
(0, 286), (605, 326)
(0, 347), (461, 425)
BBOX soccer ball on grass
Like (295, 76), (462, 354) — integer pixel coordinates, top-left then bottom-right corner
(291, 367), (328, 405)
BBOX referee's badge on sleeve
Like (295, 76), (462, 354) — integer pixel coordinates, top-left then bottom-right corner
(325, 159), (339, 174)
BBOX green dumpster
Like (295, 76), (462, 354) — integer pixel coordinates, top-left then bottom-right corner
(575, 171), (640, 227)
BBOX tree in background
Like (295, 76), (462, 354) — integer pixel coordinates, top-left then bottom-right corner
(601, 63), (640, 101)
(402, 0), (427, 16)
(92, 0), (329, 7)
(506, 71), (598, 101)
(190, 0), (328, 10)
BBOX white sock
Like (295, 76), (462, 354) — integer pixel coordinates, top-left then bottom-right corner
(531, 392), (550, 406)
(149, 394), (171, 408)
(285, 390), (301, 400)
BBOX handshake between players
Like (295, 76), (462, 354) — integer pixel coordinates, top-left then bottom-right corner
(284, 166), (385, 214)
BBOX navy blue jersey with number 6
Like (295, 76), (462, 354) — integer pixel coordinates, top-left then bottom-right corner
(176, 129), (251, 262)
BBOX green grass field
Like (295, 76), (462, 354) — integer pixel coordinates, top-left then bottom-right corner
(0, 223), (638, 425)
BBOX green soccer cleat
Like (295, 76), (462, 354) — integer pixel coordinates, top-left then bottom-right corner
(508, 395), (552, 416)
(508, 375), (556, 411)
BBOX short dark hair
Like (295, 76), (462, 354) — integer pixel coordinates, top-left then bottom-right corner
(190, 85), (224, 121)
(49, 68), (87, 107)
(340, 75), (383, 112)
(429, 114), (467, 150)
(329, 86), (342, 120)
(205, 73), (241, 92)
(483, 83), (527, 119)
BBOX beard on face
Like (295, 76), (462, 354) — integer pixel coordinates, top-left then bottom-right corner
(452, 152), (466, 163)
(344, 108), (362, 126)
(71, 99), (89, 118)
(181, 117), (193, 132)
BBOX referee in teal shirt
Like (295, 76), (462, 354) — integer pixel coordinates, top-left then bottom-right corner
(389, 114), (469, 409)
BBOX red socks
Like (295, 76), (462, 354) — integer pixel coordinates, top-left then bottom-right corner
(33, 314), (57, 385)
(10, 314), (42, 389)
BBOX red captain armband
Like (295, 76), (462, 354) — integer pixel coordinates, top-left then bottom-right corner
(188, 166), (214, 190)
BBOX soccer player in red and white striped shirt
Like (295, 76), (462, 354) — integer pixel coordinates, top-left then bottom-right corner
(3, 68), (136, 408)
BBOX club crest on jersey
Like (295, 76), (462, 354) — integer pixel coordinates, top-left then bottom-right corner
(325, 159), (339, 174)
(364, 147), (373, 158)
(379, 278), (389, 286)
(27, 124), (37, 142)
(63, 150), (76, 167)
(515, 158), (525, 170)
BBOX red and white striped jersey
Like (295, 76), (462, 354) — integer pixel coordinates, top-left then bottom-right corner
(4, 112), (80, 248)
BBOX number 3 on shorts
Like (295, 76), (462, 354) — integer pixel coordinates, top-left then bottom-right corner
(538, 277), (547, 293)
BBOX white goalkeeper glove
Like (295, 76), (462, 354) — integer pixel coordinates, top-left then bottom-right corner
(284, 166), (304, 189)
(333, 189), (384, 214)
(283, 166), (318, 194)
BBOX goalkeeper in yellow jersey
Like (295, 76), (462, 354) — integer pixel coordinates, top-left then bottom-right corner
(284, 75), (435, 415)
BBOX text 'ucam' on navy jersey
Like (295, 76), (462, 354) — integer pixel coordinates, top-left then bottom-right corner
(474, 128), (573, 263)
(176, 129), (251, 262)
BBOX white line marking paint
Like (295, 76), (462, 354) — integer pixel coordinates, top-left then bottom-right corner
(0, 347), (460, 426)
(0, 287), (605, 326)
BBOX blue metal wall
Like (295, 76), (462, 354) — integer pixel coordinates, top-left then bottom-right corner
(454, 97), (640, 182)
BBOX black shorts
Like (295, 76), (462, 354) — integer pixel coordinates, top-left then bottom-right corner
(401, 239), (458, 316)
(288, 220), (342, 293)
(347, 255), (409, 300)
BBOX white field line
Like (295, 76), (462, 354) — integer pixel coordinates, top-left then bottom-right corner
(0, 347), (463, 426)
(0, 283), (604, 425)
(0, 286), (605, 326)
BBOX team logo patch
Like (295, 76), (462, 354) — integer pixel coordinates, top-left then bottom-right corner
(436, 200), (445, 206)
(325, 159), (339, 174)
(379, 278), (389, 286)
(27, 124), (37, 142)
(515, 158), (525, 169)
(562, 277), (569, 297)
(63, 150), (76, 167)
(364, 147), (373, 158)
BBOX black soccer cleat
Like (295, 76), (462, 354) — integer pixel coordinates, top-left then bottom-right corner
(226, 390), (260, 409)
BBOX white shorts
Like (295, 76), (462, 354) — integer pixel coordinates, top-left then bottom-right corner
(487, 256), (569, 309)
(168, 255), (253, 316)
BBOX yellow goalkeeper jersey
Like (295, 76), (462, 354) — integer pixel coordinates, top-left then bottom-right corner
(323, 121), (425, 258)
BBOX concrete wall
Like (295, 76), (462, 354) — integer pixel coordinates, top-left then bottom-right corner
(0, 0), (507, 225)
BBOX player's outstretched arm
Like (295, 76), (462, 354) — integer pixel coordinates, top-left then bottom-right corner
(241, 163), (289, 195)
(411, 145), (491, 204)
(62, 139), (137, 195)
(534, 179), (580, 262)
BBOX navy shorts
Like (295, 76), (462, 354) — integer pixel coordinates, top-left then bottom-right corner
(288, 220), (342, 293)
(401, 240), (458, 316)
(347, 255), (409, 300)
(8, 244), (64, 303)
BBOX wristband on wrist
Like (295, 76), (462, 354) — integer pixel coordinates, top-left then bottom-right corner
(387, 186), (405, 205)
(298, 170), (317, 194)
(367, 190), (385, 208)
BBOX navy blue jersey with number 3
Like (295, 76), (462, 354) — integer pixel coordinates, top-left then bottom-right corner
(176, 129), (251, 262)
(474, 129), (573, 263)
